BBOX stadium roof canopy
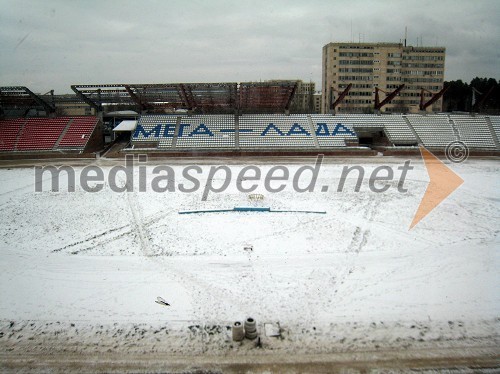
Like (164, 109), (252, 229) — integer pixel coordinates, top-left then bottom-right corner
(71, 83), (238, 113)
(71, 82), (297, 114)
(239, 81), (297, 113)
(0, 86), (56, 117)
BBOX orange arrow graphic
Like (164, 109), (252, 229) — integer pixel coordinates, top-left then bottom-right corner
(410, 146), (464, 230)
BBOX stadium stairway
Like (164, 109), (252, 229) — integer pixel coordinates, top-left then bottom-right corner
(403, 116), (423, 145)
(448, 116), (461, 140)
(53, 119), (73, 149)
(485, 117), (500, 149)
(171, 116), (182, 149)
(13, 120), (26, 151)
(234, 115), (240, 149)
(307, 116), (320, 148)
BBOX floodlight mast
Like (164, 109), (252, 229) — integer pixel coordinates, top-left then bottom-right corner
(374, 84), (405, 111)
(419, 86), (448, 111)
(472, 86), (495, 112)
(330, 83), (352, 114)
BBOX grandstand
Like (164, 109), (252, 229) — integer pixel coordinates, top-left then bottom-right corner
(0, 118), (25, 151)
(16, 118), (68, 151)
(450, 115), (497, 149)
(1, 84), (500, 158)
(3, 113), (498, 157)
(129, 113), (500, 154)
(0, 116), (101, 154)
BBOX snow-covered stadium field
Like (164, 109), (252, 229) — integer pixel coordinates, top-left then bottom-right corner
(0, 156), (498, 371)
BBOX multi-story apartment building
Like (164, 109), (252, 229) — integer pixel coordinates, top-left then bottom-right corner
(313, 93), (322, 113)
(321, 42), (445, 113)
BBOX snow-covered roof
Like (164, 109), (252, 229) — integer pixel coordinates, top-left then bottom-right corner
(106, 110), (139, 116)
(113, 120), (137, 132)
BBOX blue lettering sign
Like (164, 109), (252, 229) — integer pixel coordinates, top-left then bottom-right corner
(178, 123), (191, 137)
(332, 123), (355, 136)
(188, 123), (214, 137)
(261, 123), (284, 136)
(133, 124), (162, 138)
(287, 123), (310, 136)
(315, 123), (330, 136)
(163, 124), (176, 137)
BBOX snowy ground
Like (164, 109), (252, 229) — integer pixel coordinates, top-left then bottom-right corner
(0, 156), (498, 368)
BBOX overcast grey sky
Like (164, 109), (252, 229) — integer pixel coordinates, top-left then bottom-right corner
(1, 0), (499, 93)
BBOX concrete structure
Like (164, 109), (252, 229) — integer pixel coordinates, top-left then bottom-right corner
(54, 101), (95, 116)
(293, 80), (315, 113)
(314, 93), (322, 113)
(322, 42), (445, 114)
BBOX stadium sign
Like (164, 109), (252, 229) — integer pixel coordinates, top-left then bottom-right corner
(132, 123), (356, 139)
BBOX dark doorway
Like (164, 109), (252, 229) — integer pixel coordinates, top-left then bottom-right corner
(354, 127), (391, 148)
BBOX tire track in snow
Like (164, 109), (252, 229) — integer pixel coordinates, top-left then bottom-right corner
(330, 194), (378, 306)
(124, 188), (153, 257)
(51, 224), (131, 253)
(51, 209), (178, 255)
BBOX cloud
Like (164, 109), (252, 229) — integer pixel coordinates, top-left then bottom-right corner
(0, 0), (498, 93)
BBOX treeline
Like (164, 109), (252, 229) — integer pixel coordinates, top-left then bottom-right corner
(443, 77), (500, 114)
